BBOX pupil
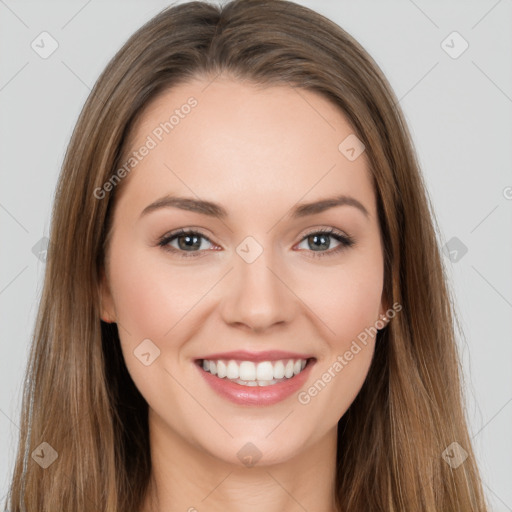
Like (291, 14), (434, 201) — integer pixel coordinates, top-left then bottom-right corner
(309, 234), (329, 251)
(179, 234), (200, 251)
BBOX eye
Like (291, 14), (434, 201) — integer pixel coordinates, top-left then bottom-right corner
(158, 228), (216, 257)
(157, 227), (355, 258)
(295, 228), (354, 258)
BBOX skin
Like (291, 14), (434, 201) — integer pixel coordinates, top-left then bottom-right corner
(100, 76), (389, 512)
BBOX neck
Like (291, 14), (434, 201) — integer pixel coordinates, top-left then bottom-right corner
(140, 409), (339, 512)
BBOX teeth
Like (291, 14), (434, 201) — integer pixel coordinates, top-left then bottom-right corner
(200, 358), (309, 384)
(274, 360), (285, 379)
(284, 360), (294, 378)
(217, 360), (227, 378)
(256, 361), (274, 381)
(226, 360), (239, 379)
(239, 361), (256, 381)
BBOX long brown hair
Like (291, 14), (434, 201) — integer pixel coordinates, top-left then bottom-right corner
(5, 1), (488, 510)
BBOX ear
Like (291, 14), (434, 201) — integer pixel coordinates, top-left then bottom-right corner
(99, 267), (116, 323)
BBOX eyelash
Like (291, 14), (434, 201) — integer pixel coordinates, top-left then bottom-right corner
(157, 227), (355, 259)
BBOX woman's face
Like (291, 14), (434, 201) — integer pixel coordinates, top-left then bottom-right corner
(101, 76), (388, 466)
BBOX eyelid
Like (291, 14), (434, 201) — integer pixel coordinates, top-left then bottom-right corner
(296, 225), (350, 241)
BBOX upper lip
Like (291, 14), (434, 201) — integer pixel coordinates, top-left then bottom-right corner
(196, 350), (315, 362)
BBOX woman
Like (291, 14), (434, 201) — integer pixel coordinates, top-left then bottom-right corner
(5, 0), (489, 510)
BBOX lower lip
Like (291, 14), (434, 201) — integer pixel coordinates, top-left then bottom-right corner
(195, 359), (316, 406)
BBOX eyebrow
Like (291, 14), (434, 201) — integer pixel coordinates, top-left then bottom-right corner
(139, 194), (370, 220)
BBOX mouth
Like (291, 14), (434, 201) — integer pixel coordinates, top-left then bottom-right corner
(193, 350), (317, 405)
(195, 357), (315, 387)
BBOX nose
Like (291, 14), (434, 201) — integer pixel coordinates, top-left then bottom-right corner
(219, 246), (296, 333)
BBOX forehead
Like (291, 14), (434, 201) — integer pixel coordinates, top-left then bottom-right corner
(116, 77), (376, 220)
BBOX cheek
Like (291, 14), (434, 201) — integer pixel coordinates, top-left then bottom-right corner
(108, 239), (207, 341)
(297, 263), (382, 419)
(106, 241), (202, 407)
(307, 254), (384, 346)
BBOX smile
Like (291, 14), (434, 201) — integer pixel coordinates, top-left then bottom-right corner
(194, 356), (316, 406)
(198, 358), (310, 386)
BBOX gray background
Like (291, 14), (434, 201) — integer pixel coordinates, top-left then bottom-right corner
(1, 0), (511, 509)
